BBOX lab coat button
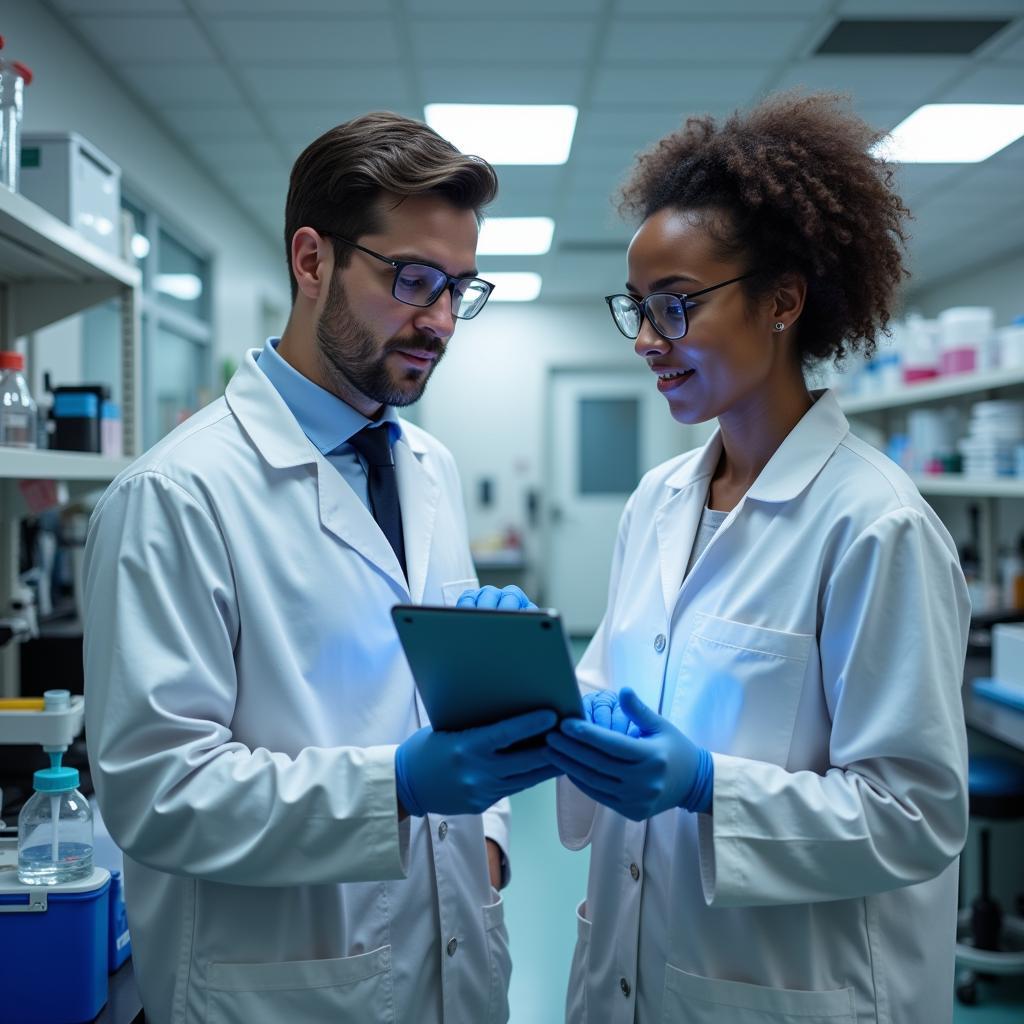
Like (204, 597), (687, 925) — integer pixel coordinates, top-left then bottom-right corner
(438, 821), (448, 840)
(447, 937), (458, 957)
(654, 633), (666, 653)
(620, 978), (631, 997)
(629, 862), (640, 881)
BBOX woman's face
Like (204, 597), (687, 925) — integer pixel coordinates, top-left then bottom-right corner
(624, 206), (792, 425)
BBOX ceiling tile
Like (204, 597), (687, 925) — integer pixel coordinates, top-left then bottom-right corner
(838, 0), (1024, 16)
(773, 56), (968, 106)
(615, 0), (824, 12)
(268, 106), (422, 152)
(73, 14), (217, 62)
(121, 63), (244, 105)
(601, 18), (814, 63)
(590, 65), (774, 108)
(938, 65), (1024, 102)
(237, 66), (412, 106)
(191, 138), (289, 172)
(410, 19), (598, 64)
(194, 0), (391, 12)
(892, 163), (966, 203)
(408, 0), (602, 12)
(420, 68), (586, 104)
(987, 23), (1024, 63)
(207, 17), (400, 62)
(51, 0), (184, 11)
(159, 103), (266, 139)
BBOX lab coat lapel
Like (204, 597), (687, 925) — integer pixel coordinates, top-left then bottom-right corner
(314, 458), (410, 595)
(394, 430), (440, 605)
(654, 430), (722, 615)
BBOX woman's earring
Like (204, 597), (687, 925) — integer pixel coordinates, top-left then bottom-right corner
(774, 322), (785, 332)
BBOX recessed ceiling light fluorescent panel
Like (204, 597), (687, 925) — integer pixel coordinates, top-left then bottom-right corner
(424, 104), (578, 165)
(485, 272), (542, 302)
(478, 217), (554, 256)
(875, 104), (1024, 163)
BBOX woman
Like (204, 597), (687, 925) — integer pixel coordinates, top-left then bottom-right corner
(545, 93), (971, 1023)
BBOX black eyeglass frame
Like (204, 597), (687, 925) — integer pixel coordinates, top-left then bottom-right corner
(326, 234), (495, 320)
(604, 272), (757, 341)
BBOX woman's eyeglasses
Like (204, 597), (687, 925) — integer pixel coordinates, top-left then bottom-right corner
(605, 273), (755, 341)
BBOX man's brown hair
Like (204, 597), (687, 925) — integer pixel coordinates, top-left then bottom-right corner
(284, 111), (498, 302)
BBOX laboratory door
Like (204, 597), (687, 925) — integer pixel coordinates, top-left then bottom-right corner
(544, 368), (703, 636)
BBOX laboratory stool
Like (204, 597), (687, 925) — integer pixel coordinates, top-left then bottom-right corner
(955, 754), (1024, 1005)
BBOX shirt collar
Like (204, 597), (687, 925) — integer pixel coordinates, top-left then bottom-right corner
(665, 389), (850, 503)
(256, 337), (401, 454)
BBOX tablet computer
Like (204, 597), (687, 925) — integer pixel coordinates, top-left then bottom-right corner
(391, 604), (583, 733)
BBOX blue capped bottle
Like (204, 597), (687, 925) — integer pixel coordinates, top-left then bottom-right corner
(17, 764), (93, 885)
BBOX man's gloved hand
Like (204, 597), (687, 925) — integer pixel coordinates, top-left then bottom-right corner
(456, 585), (537, 611)
(582, 690), (638, 736)
(395, 709), (561, 817)
(546, 687), (713, 820)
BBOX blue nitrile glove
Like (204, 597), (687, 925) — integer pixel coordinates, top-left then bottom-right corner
(457, 584), (538, 611)
(546, 687), (713, 819)
(395, 709), (561, 817)
(582, 690), (637, 736)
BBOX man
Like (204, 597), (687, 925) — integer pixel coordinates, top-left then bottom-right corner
(84, 112), (557, 1024)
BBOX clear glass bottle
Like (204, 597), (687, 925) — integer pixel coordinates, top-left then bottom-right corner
(0, 350), (38, 448)
(17, 765), (94, 885)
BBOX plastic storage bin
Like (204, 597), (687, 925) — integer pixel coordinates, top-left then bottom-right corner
(20, 132), (121, 256)
(0, 865), (110, 1023)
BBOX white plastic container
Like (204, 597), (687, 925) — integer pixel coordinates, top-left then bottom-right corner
(19, 132), (121, 255)
(938, 306), (995, 375)
(901, 314), (941, 383)
(17, 766), (93, 886)
(996, 321), (1024, 370)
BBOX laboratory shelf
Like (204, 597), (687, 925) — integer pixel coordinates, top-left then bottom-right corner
(0, 448), (131, 481)
(0, 184), (140, 337)
(839, 367), (1024, 415)
(912, 475), (1024, 499)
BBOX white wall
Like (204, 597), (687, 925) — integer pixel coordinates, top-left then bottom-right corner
(416, 300), (697, 597)
(6, 0), (289, 371)
(906, 247), (1024, 326)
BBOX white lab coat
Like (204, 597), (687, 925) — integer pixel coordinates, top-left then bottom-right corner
(558, 390), (970, 1024)
(84, 349), (511, 1024)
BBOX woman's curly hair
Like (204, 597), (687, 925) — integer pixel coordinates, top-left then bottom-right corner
(618, 92), (910, 368)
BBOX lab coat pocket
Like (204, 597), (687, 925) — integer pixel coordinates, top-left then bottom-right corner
(483, 888), (512, 1023)
(672, 614), (813, 766)
(662, 964), (855, 1024)
(565, 900), (591, 1024)
(441, 577), (480, 607)
(205, 945), (395, 1024)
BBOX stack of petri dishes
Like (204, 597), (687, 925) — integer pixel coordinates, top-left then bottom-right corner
(958, 400), (1024, 479)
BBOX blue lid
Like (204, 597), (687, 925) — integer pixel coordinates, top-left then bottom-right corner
(101, 401), (120, 418)
(54, 393), (99, 417)
(33, 766), (80, 792)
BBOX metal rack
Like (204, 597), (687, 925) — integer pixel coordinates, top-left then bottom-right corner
(0, 185), (141, 697)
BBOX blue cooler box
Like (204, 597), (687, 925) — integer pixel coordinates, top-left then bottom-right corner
(0, 866), (110, 1023)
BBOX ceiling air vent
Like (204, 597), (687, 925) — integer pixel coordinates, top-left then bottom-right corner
(815, 19), (1009, 56)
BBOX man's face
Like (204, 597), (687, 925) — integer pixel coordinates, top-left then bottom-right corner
(315, 195), (480, 413)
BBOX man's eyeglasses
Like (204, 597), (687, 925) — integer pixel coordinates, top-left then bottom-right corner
(328, 235), (494, 320)
(604, 273), (756, 341)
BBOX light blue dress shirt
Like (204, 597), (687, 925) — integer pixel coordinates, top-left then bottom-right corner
(255, 337), (401, 513)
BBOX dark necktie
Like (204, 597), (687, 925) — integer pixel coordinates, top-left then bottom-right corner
(348, 425), (407, 578)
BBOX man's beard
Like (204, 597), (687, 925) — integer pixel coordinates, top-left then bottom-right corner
(315, 273), (445, 408)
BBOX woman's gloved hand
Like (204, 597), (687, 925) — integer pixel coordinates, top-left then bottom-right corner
(456, 585), (537, 611)
(582, 690), (638, 736)
(547, 687), (713, 820)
